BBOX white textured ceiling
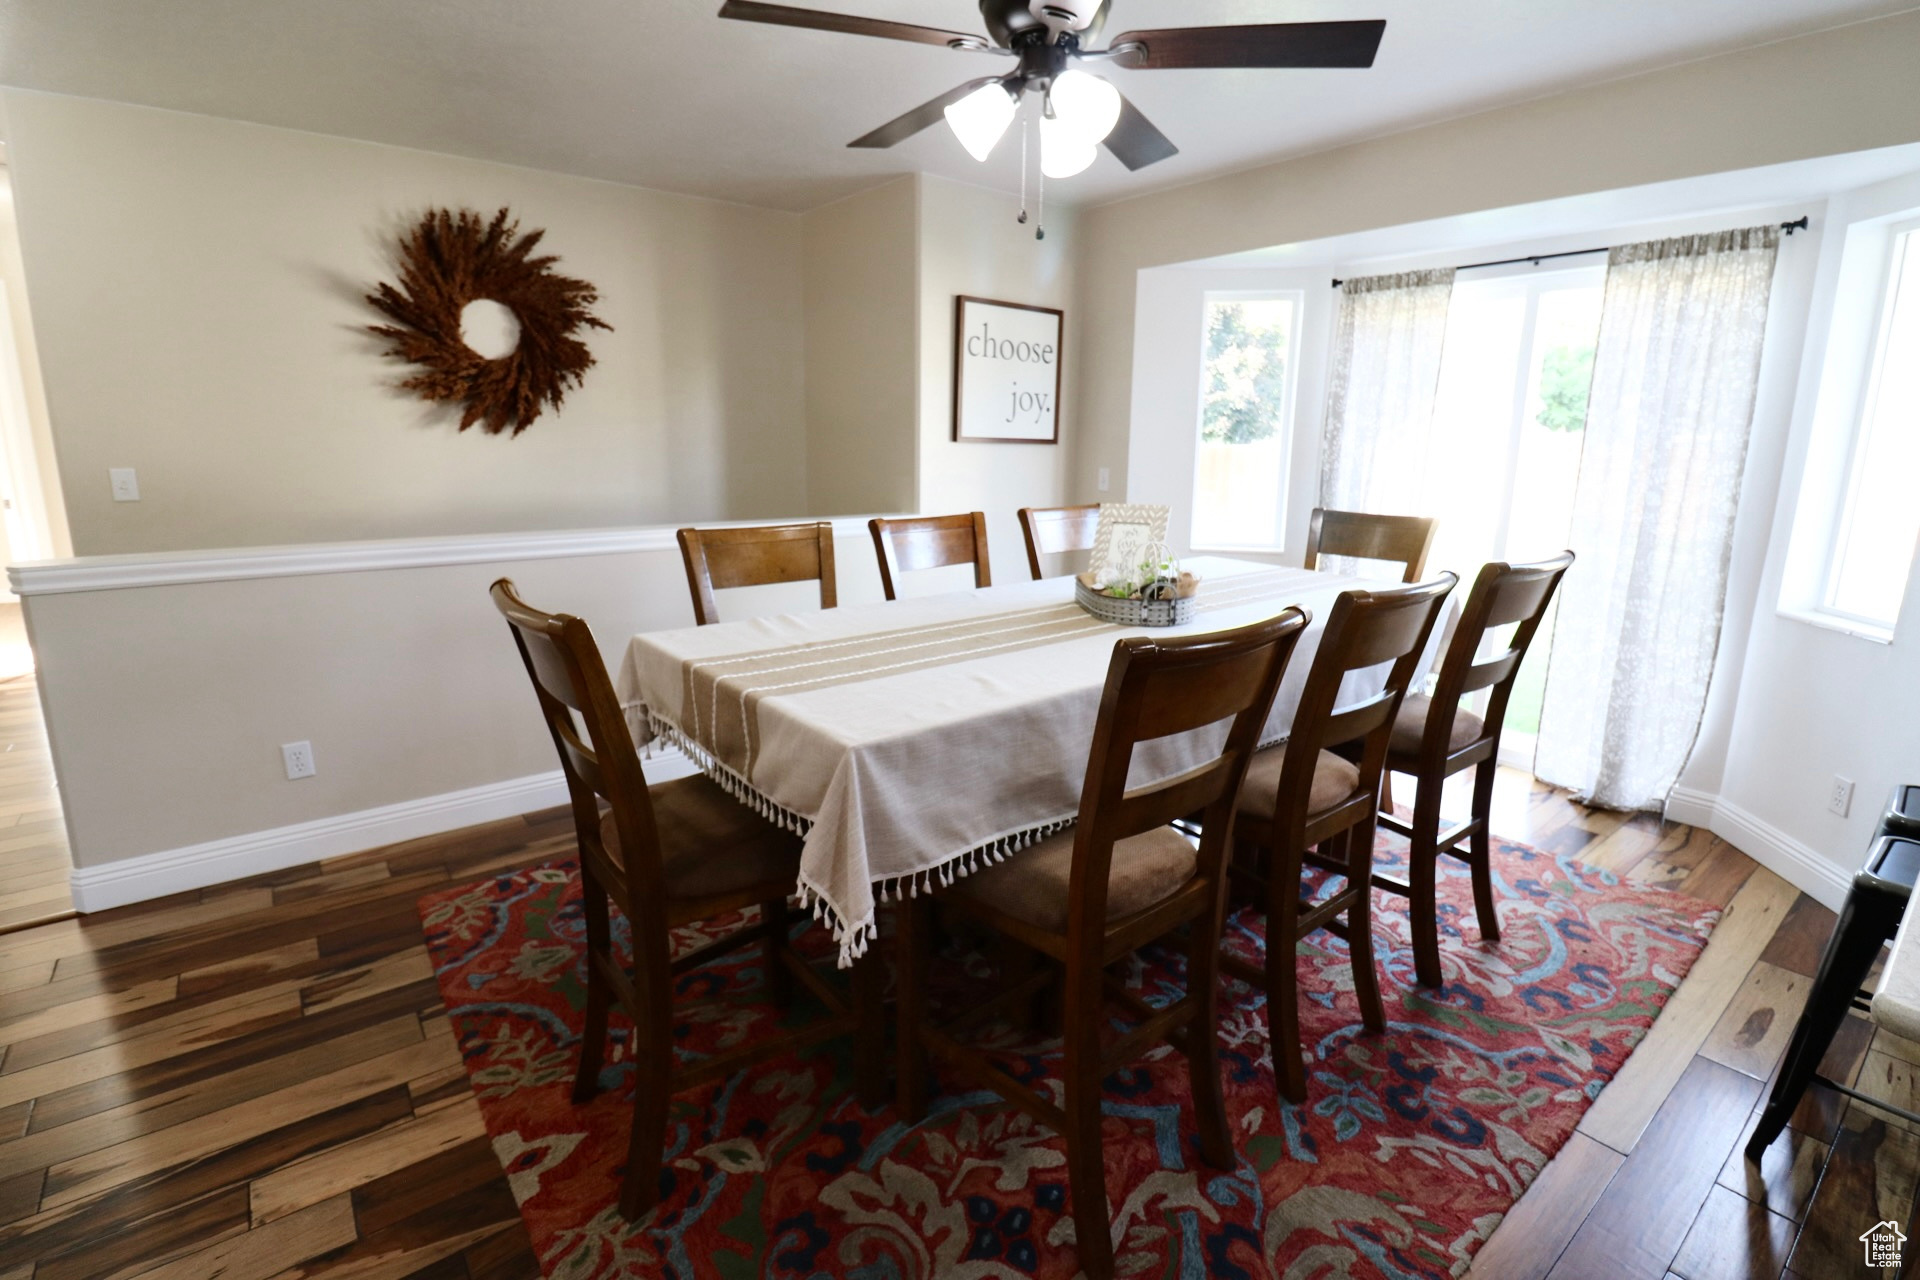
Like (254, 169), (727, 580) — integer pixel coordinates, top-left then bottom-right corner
(0, 0), (1909, 212)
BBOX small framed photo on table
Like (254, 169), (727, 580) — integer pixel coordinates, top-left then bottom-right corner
(953, 296), (1063, 444)
(1088, 503), (1171, 587)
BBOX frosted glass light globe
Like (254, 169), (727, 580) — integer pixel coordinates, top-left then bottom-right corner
(1039, 113), (1098, 178)
(1048, 70), (1121, 145)
(944, 83), (1018, 162)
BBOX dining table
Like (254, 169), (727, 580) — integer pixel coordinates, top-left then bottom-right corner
(618, 556), (1446, 967)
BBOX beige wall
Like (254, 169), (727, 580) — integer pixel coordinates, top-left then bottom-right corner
(916, 175), (1076, 585)
(1069, 10), (1920, 501)
(2, 90), (810, 555)
(801, 177), (918, 516)
(26, 528), (891, 871)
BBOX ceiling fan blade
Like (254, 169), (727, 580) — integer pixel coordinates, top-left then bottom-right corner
(1107, 20), (1385, 70)
(718, 1), (984, 51)
(1104, 94), (1178, 171)
(849, 77), (1004, 150)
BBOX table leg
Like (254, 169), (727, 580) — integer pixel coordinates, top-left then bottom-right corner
(850, 943), (887, 1109)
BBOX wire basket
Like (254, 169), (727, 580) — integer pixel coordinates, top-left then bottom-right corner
(1075, 578), (1197, 628)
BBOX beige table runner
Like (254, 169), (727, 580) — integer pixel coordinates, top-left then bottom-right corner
(679, 567), (1305, 782)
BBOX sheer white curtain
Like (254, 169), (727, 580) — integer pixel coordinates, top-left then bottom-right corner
(1536, 226), (1781, 810)
(1320, 269), (1456, 515)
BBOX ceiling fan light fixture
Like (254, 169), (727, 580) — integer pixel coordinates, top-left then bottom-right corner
(1039, 113), (1098, 178)
(943, 82), (1018, 162)
(1047, 69), (1121, 146)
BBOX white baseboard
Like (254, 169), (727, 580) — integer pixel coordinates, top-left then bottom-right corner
(69, 748), (702, 913)
(1666, 785), (1852, 911)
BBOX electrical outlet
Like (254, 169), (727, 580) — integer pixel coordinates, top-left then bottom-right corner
(109, 468), (140, 502)
(282, 741), (316, 781)
(1097, 467), (1111, 492)
(1829, 775), (1854, 817)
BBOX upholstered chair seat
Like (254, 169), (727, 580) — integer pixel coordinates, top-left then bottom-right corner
(598, 776), (801, 900)
(1236, 748), (1362, 822)
(952, 825), (1198, 933)
(1389, 694), (1486, 756)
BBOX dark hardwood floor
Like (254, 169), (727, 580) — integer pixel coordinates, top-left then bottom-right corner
(0, 763), (1906, 1278)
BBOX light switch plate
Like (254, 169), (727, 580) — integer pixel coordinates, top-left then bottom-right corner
(1097, 467), (1111, 493)
(109, 468), (140, 502)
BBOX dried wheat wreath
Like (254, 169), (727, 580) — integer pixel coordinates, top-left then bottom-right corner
(366, 207), (611, 436)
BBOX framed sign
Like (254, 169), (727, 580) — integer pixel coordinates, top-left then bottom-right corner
(1088, 503), (1171, 587)
(953, 295), (1063, 444)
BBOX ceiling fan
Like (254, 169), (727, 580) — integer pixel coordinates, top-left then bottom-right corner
(718, 0), (1386, 179)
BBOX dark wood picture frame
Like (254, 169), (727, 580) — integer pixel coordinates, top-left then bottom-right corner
(952, 295), (1064, 445)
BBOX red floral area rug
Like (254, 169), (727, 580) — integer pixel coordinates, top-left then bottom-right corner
(418, 832), (1717, 1278)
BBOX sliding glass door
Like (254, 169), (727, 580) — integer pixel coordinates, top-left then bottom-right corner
(1424, 264), (1604, 760)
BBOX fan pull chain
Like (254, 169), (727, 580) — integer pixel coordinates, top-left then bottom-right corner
(1017, 112), (1030, 226)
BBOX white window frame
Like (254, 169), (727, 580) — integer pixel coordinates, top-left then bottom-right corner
(1188, 289), (1303, 553)
(1815, 216), (1920, 637)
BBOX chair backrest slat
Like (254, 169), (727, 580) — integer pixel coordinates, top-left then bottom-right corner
(1265, 575), (1457, 828)
(1419, 551), (1575, 763)
(678, 523), (838, 626)
(491, 579), (673, 971)
(1303, 508), (1439, 584)
(1018, 504), (1101, 580)
(869, 513), (991, 601)
(1065, 610), (1309, 941)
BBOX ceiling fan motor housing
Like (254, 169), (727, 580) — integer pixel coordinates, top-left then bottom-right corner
(980, 0), (1108, 46)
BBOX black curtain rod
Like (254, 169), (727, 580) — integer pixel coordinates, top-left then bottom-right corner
(1330, 216), (1809, 288)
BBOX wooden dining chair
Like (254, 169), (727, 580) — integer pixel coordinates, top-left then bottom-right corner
(868, 513), (991, 601)
(894, 609), (1308, 1280)
(677, 522), (838, 626)
(1375, 552), (1574, 988)
(490, 579), (875, 1219)
(1302, 508), (1439, 584)
(1222, 574), (1456, 1104)
(1017, 503), (1101, 580)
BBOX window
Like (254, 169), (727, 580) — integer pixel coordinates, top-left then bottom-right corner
(1191, 293), (1299, 550)
(1822, 222), (1920, 633)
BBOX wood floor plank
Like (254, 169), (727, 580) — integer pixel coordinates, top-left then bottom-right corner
(0, 962), (50, 995)
(25, 979), (441, 1133)
(1785, 1102), (1920, 1279)
(1669, 1183), (1797, 1280)
(459, 1223), (541, 1280)
(0, 1015), (423, 1192)
(133, 1193), (358, 1280)
(1574, 814), (1666, 878)
(1578, 869), (1798, 1153)
(1550, 1057), (1762, 1279)
(1717, 1107), (1829, 1223)
(35, 1027), (451, 1209)
(0, 1170), (39, 1228)
(249, 1094), (486, 1226)
(1758, 894), (1838, 979)
(1699, 960), (1809, 1081)
(31, 1185), (251, 1280)
(1854, 1047), (1920, 1134)
(0, 974), (178, 1045)
(0, 1089), (413, 1274)
(1675, 839), (1759, 910)
(178, 939), (323, 1001)
(0, 889), (275, 977)
(1469, 1130), (1623, 1278)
